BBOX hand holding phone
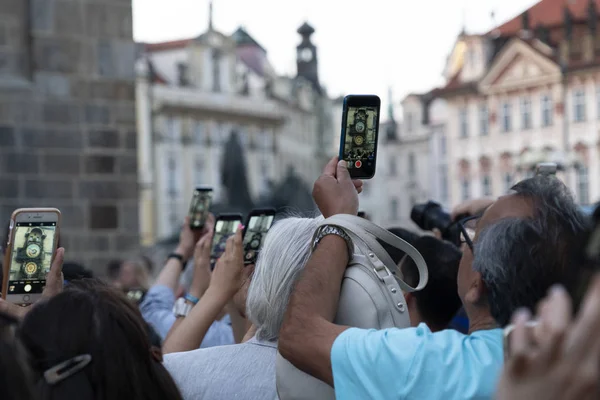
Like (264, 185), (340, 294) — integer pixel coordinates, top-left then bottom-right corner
(2, 208), (61, 305)
(339, 95), (381, 179)
(188, 187), (213, 230)
(210, 213), (243, 270)
(242, 208), (276, 265)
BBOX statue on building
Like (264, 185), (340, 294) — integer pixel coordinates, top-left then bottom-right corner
(220, 130), (254, 213)
(257, 165), (315, 215)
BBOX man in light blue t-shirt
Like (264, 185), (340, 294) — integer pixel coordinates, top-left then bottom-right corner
(279, 158), (588, 400)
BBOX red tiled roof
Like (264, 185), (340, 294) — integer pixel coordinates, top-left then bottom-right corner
(493, 0), (600, 36)
(144, 39), (192, 52)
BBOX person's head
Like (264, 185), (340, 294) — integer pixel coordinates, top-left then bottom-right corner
(458, 175), (590, 327)
(246, 216), (322, 341)
(400, 236), (462, 331)
(17, 280), (183, 400)
(62, 262), (93, 284)
(0, 311), (34, 400)
(106, 259), (123, 285)
(117, 259), (151, 291)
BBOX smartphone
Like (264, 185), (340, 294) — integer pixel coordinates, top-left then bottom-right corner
(125, 288), (147, 305)
(210, 213), (243, 270)
(2, 208), (61, 305)
(188, 187), (213, 230)
(358, 211), (367, 219)
(243, 208), (276, 265)
(339, 95), (381, 179)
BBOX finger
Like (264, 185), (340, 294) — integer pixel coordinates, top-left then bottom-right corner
(352, 180), (363, 189)
(0, 299), (29, 320)
(568, 274), (600, 358)
(545, 285), (571, 335)
(206, 213), (216, 229)
(183, 216), (191, 226)
(233, 226), (243, 248)
(356, 186), (363, 194)
(48, 248), (65, 282)
(336, 160), (352, 182)
(322, 156), (338, 177)
(224, 234), (236, 255)
(509, 308), (532, 358)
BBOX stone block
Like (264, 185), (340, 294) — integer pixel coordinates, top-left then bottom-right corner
(24, 179), (74, 199)
(0, 25), (7, 47)
(97, 40), (114, 77)
(115, 82), (135, 101)
(84, 155), (115, 174)
(84, 104), (111, 125)
(89, 205), (118, 229)
(114, 234), (139, 252)
(54, 0), (84, 36)
(59, 204), (86, 229)
(118, 154), (137, 175)
(0, 151), (41, 174)
(33, 37), (82, 74)
(42, 154), (81, 174)
(124, 131), (136, 149)
(88, 129), (119, 148)
(70, 233), (111, 252)
(114, 103), (136, 124)
(43, 102), (81, 124)
(79, 180), (137, 200)
(88, 257), (115, 278)
(30, 0), (55, 33)
(22, 128), (84, 149)
(0, 178), (19, 198)
(120, 204), (139, 231)
(34, 72), (71, 98)
(113, 41), (135, 80)
(0, 126), (15, 146)
(2, 0), (27, 17)
(11, 101), (43, 125)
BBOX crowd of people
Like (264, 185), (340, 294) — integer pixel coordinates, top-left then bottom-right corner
(1, 156), (600, 399)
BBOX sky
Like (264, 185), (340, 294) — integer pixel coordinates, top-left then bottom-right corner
(133, 0), (539, 117)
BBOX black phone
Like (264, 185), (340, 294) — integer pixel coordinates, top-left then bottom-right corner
(188, 187), (213, 230)
(339, 95), (381, 179)
(358, 211), (367, 219)
(243, 208), (276, 265)
(210, 213), (243, 270)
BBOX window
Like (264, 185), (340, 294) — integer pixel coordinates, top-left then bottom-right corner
(520, 97), (532, 130)
(459, 107), (469, 138)
(461, 178), (470, 201)
(212, 48), (221, 92)
(541, 95), (553, 127)
(193, 121), (205, 145)
(389, 156), (397, 176)
(408, 152), (416, 176)
(194, 157), (205, 186)
(167, 155), (178, 197)
(500, 102), (512, 133)
(165, 118), (181, 143)
(573, 89), (586, 122)
(577, 166), (589, 205)
(440, 135), (447, 156)
(390, 198), (399, 221)
(405, 113), (414, 133)
(479, 105), (489, 136)
(439, 166), (448, 202)
(482, 175), (492, 196)
(504, 173), (513, 193)
(260, 158), (270, 195)
(259, 130), (272, 150)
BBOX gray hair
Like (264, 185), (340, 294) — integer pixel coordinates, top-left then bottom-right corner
(472, 175), (590, 326)
(246, 216), (323, 341)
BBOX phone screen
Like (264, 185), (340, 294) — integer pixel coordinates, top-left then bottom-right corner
(243, 212), (275, 264)
(7, 221), (57, 296)
(340, 95), (381, 179)
(210, 216), (243, 270)
(189, 188), (212, 229)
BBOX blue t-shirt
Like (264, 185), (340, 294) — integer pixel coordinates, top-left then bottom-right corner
(331, 324), (503, 400)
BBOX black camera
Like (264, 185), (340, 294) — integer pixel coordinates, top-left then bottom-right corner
(410, 201), (462, 245)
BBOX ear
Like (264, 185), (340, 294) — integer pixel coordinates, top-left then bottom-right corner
(465, 271), (486, 305)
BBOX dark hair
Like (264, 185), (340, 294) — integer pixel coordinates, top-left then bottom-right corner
(0, 311), (35, 400)
(473, 176), (591, 326)
(401, 236), (462, 330)
(106, 259), (123, 281)
(62, 262), (94, 282)
(17, 280), (183, 400)
(380, 227), (422, 264)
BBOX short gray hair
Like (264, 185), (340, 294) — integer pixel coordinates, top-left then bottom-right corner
(246, 216), (323, 341)
(472, 175), (590, 326)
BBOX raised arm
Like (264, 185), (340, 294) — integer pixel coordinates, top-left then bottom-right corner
(279, 157), (362, 386)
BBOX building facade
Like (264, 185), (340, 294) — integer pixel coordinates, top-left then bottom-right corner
(437, 0), (600, 207)
(0, 0), (139, 274)
(137, 14), (334, 243)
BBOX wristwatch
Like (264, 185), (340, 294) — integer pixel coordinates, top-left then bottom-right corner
(168, 252), (188, 271)
(173, 297), (194, 318)
(312, 225), (354, 260)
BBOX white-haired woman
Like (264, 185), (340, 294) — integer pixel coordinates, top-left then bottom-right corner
(164, 216), (321, 400)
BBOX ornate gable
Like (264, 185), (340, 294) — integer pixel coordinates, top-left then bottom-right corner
(479, 38), (561, 94)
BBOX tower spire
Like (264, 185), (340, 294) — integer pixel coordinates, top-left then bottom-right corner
(387, 87), (395, 122)
(209, 0), (214, 30)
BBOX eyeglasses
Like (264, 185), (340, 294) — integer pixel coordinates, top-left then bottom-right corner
(457, 215), (479, 252)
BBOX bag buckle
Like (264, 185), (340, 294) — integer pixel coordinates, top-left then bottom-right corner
(368, 252), (391, 282)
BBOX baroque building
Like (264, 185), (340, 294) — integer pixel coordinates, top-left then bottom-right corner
(136, 7), (333, 243)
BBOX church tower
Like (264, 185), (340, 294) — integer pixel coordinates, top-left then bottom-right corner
(296, 22), (321, 93)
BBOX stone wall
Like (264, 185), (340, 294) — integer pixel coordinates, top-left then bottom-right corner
(0, 0), (139, 275)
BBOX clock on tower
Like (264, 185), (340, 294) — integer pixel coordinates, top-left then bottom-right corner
(296, 22), (320, 93)
(15, 227), (46, 279)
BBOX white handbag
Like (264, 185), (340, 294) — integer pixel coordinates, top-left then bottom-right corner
(276, 214), (429, 400)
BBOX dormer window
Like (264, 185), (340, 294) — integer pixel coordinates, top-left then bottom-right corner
(212, 48), (221, 92)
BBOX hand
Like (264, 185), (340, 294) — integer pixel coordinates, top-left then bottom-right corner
(0, 247), (65, 319)
(176, 214), (214, 261)
(210, 228), (249, 299)
(450, 197), (495, 221)
(189, 233), (213, 298)
(497, 278), (600, 400)
(313, 156), (363, 218)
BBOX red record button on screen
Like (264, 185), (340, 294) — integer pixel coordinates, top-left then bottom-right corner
(355, 160), (362, 168)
